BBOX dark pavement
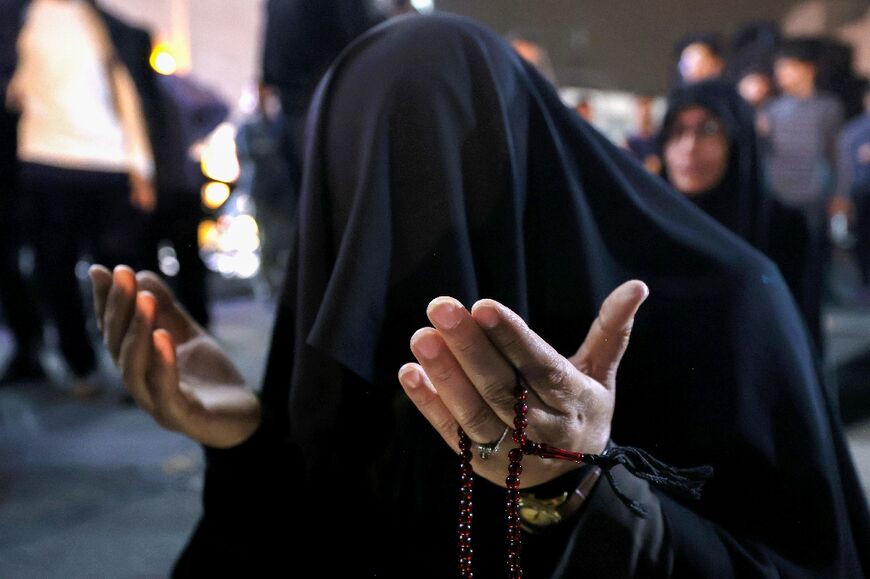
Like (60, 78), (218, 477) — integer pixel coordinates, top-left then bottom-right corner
(0, 296), (274, 579)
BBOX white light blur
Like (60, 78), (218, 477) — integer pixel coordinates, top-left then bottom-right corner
(199, 208), (263, 279)
(218, 214), (260, 254)
(159, 255), (181, 277)
(233, 253), (261, 279)
(215, 254), (235, 276)
(201, 181), (231, 209)
(238, 83), (259, 116)
(411, 0), (434, 13)
(200, 123), (241, 183)
(158, 244), (180, 277)
(210, 252), (260, 279)
(233, 192), (253, 214)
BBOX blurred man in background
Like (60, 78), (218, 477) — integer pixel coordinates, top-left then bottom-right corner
(762, 38), (846, 352)
(3, 0), (165, 395)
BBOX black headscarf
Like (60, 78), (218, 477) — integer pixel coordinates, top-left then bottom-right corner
(660, 80), (769, 250)
(177, 14), (869, 579)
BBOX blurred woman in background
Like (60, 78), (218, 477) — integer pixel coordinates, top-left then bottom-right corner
(659, 79), (768, 250)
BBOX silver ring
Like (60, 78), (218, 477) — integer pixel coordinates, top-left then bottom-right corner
(476, 427), (510, 460)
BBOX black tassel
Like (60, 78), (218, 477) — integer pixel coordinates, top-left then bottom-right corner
(583, 446), (714, 517)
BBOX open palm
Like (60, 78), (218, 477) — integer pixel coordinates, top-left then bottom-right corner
(90, 265), (260, 448)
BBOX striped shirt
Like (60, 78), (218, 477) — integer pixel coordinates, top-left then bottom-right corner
(763, 93), (844, 208)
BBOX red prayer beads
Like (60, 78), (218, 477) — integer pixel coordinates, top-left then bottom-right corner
(458, 429), (475, 578)
(505, 378), (529, 578)
(456, 376), (535, 578)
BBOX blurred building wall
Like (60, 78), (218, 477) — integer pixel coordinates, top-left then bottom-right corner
(95, 0), (867, 106)
(784, 1), (870, 78)
(99, 0), (265, 110)
(435, 0), (806, 93)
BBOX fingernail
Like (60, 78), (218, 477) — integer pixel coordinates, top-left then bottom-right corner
(113, 265), (134, 290)
(137, 292), (155, 319)
(637, 281), (650, 302)
(412, 330), (441, 360)
(398, 364), (421, 389)
(473, 305), (499, 329)
(427, 298), (463, 330)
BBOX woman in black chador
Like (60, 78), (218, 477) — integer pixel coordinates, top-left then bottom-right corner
(659, 79), (768, 251)
(91, 14), (869, 578)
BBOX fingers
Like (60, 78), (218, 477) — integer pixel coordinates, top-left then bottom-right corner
(134, 270), (174, 303)
(118, 291), (158, 412)
(470, 298), (583, 408)
(572, 280), (648, 389)
(136, 271), (200, 340)
(103, 266), (138, 360)
(398, 363), (461, 451)
(427, 297), (522, 422)
(409, 327), (509, 447)
(406, 283), (646, 445)
(88, 265), (112, 332)
(148, 329), (186, 432)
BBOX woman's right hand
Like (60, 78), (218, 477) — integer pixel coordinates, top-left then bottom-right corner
(89, 265), (261, 448)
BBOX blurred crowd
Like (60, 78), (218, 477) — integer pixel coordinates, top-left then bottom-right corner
(0, 0), (421, 394)
(0, 1), (868, 396)
(544, 22), (870, 357)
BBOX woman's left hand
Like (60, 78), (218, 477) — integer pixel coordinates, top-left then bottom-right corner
(398, 281), (648, 487)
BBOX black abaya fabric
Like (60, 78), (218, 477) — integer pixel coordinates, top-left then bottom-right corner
(660, 80), (769, 251)
(176, 14), (870, 578)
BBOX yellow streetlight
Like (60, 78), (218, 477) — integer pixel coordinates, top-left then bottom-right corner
(149, 42), (178, 76)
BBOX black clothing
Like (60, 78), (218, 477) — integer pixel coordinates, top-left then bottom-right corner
(660, 80), (768, 250)
(767, 198), (828, 351)
(178, 15), (870, 578)
(727, 21), (779, 82)
(626, 133), (658, 165)
(260, 0), (381, 214)
(236, 114), (295, 291)
(856, 190), (870, 286)
(0, 105), (43, 370)
(100, 9), (166, 186)
(261, 0), (381, 116)
(0, 0), (43, 371)
(19, 163), (150, 376)
(146, 192), (211, 327)
(146, 74), (228, 327)
(153, 74), (227, 194)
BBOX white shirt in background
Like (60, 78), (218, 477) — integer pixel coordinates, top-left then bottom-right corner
(9, 0), (154, 179)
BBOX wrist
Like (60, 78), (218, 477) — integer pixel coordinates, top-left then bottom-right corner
(186, 387), (262, 449)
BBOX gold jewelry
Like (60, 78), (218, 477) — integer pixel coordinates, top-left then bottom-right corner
(518, 466), (601, 533)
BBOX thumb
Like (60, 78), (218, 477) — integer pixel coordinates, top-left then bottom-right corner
(570, 280), (649, 390)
